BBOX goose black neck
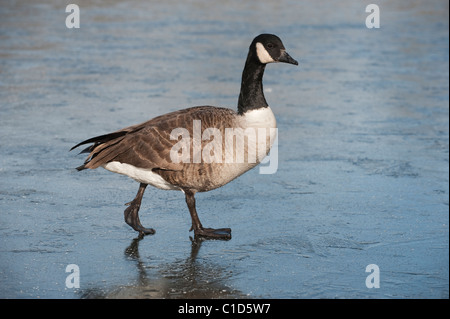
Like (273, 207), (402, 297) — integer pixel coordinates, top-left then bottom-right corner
(237, 55), (268, 115)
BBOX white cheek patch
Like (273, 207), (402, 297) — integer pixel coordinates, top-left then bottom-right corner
(256, 42), (275, 64)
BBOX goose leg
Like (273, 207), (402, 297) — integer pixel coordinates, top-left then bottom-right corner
(184, 190), (231, 240)
(124, 183), (155, 236)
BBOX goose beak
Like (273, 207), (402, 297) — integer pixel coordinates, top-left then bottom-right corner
(278, 50), (298, 65)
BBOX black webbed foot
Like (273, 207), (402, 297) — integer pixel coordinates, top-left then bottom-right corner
(193, 227), (232, 240)
(124, 203), (155, 236)
(184, 190), (232, 240)
(124, 183), (155, 237)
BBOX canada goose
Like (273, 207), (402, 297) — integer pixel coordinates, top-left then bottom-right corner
(71, 34), (298, 239)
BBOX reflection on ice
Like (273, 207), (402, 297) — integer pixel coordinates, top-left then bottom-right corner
(80, 237), (245, 299)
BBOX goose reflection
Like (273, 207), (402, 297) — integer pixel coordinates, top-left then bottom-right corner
(80, 236), (244, 299)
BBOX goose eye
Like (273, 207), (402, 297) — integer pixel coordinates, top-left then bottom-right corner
(267, 43), (274, 49)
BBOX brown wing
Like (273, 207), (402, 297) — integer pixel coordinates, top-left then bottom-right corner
(71, 106), (237, 173)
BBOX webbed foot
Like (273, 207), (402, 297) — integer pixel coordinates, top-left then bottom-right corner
(124, 183), (155, 237)
(193, 227), (232, 240)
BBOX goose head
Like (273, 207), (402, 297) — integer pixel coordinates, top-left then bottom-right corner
(251, 33), (298, 66)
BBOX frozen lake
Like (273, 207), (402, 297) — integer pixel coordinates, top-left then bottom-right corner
(0, 0), (448, 299)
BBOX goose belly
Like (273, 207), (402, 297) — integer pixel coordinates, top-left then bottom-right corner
(103, 162), (181, 190)
(160, 162), (259, 192)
